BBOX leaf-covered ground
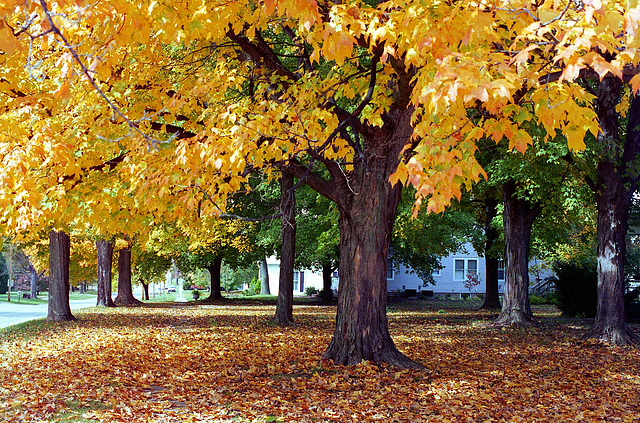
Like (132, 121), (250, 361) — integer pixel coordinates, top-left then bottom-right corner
(1, 301), (639, 422)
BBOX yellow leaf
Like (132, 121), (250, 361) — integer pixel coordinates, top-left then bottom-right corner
(0, 21), (20, 55)
(630, 73), (640, 95)
(566, 127), (586, 151)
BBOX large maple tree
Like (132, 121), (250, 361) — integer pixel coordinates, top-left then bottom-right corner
(3, 0), (640, 363)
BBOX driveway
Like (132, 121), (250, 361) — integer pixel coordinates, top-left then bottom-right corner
(0, 297), (99, 329)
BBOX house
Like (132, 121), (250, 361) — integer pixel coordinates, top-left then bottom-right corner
(261, 258), (337, 296)
(261, 243), (551, 297)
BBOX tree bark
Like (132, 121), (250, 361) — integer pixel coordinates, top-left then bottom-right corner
(96, 239), (115, 307)
(321, 261), (334, 304)
(494, 180), (541, 325)
(114, 246), (142, 306)
(318, 108), (421, 368)
(259, 256), (271, 295)
(47, 229), (75, 321)
(202, 255), (223, 302)
(29, 266), (38, 300)
(275, 172), (296, 326)
(482, 197), (501, 309)
(584, 78), (640, 345)
(141, 282), (149, 300)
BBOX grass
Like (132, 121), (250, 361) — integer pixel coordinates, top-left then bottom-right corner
(0, 289), (98, 304)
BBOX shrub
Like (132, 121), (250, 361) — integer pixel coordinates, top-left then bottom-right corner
(529, 293), (558, 305)
(551, 260), (597, 318)
(192, 289), (200, 300)
(0, 276), (7, 295)
(625, 285), (640, 321)
(305, 286), (319, 296)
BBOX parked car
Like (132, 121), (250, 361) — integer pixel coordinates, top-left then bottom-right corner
(166, 286), (176, 293)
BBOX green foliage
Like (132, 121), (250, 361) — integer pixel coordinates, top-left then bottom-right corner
(393, 190), (481, 286)
(192, 289), (200, 300)
(529, 293), (559, 305)
(222, 264), (258, 292)
(304, 286), (319, 296)
(551, 260), (597, 318)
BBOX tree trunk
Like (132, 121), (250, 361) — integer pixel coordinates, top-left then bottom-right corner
(320, 108), (421, 369)
(141, 282), (149, 300)
(275, 172), (296, 326)
(321, 261), (334, 304)
(96, 239), (115, 307)
(584, 78), (640, 345)
(494, 180), (541, 325)
(482, 197), (501, 309)
(29, 266), (38, 300)
(114, 246), (142, 306)
(259, 257), (271, 295)
(202, 255), (223, 302)
(47, 229), (75, 321)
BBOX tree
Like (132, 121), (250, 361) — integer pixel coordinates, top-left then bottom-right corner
(584, 83), (640, 345)
(47, 229), (75, 321)
(96, 239), (116, 307)
(259, 257), (271, 295)
(114, 245), (142, 306)
(4, 0), (640, 363)
(274, 173), (296, 326)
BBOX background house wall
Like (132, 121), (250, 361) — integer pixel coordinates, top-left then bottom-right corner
(262, 257), (325, 296)
(262, 243), (552, 297)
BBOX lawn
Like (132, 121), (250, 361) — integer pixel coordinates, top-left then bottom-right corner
(0, 290), (98, 304)
(1, 300), (639, 422)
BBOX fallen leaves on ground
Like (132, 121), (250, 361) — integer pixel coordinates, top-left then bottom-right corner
(1, 302), (639, 422)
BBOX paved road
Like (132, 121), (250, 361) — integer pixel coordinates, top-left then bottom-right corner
(0, 297), (99, 329)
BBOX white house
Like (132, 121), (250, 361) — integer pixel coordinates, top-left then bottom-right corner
(260, 257), (338, 296)
(261, 243), (551, 297)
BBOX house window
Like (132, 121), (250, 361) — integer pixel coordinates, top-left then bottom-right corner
(454, 259), (478, 281)
(497, 260), (505, 280)
(432, 268), (442, 277)
(293, 271), (305, 293)
(386, 258), (394, 280)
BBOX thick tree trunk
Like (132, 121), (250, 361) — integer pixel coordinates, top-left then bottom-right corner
(321, 108), (420, 369)
(585, 78), (640, 345)
(494, 181), (541, 325)
(275, 172), (296, 326)
(29, 266), (38, 300)
(96, 239), (115, 307)
(259, 257), (271, 295)
(321, 261), (334, 304)
(47, 229), (75, 321)
(202, 255), (223, 302)
(114, 247), (142, 306)
(482, 197), (501, 309)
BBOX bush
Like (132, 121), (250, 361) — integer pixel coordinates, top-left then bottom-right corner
(305, 286), (319, 296)
(625, 285), (640, 321)
(529, 293), (558, 305)
(551, 260), (597, 318)
(192, 289), (200, 300)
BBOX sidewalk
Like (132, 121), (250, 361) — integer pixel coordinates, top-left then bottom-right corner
(0, 297), (98, 329)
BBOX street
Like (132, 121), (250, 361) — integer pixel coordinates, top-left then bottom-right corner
(0, 297), (99, 329)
